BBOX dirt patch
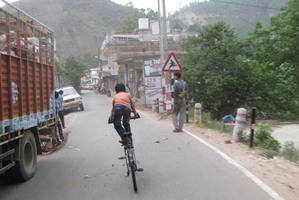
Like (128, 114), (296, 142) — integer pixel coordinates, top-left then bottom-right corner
(138, 107), (299, 200)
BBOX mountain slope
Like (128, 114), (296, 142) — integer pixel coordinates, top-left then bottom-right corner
(12, 0), (289, 60)
(13, 0), (132, 59)
(172, 0), (288, 37)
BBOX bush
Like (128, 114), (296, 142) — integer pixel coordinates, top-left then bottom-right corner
(281, 142), (299, 164)
(254, 123), (281, 157)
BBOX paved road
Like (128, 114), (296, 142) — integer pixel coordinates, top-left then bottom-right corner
(0, 90), (284, 200)
(272, 124), (299, 148)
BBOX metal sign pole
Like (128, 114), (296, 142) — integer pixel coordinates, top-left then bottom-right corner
(249, 107), (256, 148)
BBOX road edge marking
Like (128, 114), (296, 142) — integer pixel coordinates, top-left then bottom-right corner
(137, 110), (285, 200)
(184, 129), (285, 200)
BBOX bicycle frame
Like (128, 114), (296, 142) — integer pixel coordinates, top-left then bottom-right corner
(124, 146), (137, 176)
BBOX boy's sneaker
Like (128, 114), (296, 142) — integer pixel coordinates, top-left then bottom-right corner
(173, 129), (183, 133)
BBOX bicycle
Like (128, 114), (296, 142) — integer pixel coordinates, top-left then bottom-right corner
(112, 113), (142, 192)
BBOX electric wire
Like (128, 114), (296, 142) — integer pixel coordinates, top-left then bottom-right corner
(210, 0), (281, 11)
(210, 1), (256, 28)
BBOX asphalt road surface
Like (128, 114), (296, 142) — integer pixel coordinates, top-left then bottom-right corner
(0, 90), (285, 200)
(272, 124), (299, 148)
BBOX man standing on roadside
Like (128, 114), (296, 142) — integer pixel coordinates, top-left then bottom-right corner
(58, 90), (65, 128)
(172, 72), (188, 132)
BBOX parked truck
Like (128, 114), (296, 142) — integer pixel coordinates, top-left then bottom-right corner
(0, 0), (56, 182)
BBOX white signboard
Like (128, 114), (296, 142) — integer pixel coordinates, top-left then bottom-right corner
(144, 77), (161, 89)
(144, 58), (161, 77)
(145, 89), (163, 105)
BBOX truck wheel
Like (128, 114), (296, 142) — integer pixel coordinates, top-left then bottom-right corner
(79, 104), (84, 111)
(3, 130), (37, 182)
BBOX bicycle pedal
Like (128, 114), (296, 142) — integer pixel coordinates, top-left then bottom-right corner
(118, 156), (126, 160)
(136, 168), (144, 172)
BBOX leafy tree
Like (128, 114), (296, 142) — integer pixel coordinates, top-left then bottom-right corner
(122, 5), (158, 32)
(181, 0), (299, 121)
(78, 52), (99, 70)
(181, 21), (252, 119)
(171, 18), (186, 32)
(55, 57), (63, 74)
(244, 0), (299, 120)
(62, 56), (86, 92)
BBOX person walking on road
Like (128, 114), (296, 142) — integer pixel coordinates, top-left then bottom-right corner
(172, 72), (188, 132)
(58, 90), (65, 128)
(109, 83), (137, 145)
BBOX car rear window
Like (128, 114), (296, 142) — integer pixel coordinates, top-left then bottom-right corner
(63, 88), (78, 96)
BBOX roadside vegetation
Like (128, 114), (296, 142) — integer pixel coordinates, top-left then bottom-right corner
(185, 106), (299, 164)
(180, 0), (299, 165)
(200, 111), (299, 164)
(181, 0), (299, 121)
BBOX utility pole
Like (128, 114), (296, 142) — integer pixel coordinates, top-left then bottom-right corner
(162, 0), (168, 58)
(158, 0), (164, 66)
(158, 0), (170, 112)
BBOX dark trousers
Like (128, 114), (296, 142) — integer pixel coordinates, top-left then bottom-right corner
(58, 111), (65, 128)
(113, 105), (131, 140)
(57, 120), (64, 141)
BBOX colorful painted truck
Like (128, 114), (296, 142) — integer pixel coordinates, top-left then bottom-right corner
(0, 0), (56, 182)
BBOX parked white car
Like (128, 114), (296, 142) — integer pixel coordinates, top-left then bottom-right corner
(57, 86), (84, 112)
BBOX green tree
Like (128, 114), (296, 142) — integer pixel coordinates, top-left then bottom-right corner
(122, 5), (158, 32)
(55, 57), (63, 74)
(62, 56), (86, 93)
(244, 0), (299, 120)
(78, 53), (99, 70)
(181, 21), (252, 119)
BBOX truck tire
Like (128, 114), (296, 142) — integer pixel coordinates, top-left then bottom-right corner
(3, 130), (37, 182)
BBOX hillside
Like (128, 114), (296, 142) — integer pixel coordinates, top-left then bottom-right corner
(13, 0), (132, 60)
(172, 0), (288, 37)
(12, 0), (289, 61)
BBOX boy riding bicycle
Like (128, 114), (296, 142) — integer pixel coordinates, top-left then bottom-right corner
(109, 83), (137, 145)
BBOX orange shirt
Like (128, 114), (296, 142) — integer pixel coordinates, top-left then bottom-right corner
(113, 92), (132, 109)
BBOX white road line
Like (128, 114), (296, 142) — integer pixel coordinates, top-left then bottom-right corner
(138, 110), (285, 200)
(184, 129), (285, 200)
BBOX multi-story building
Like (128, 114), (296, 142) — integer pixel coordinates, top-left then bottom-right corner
(100, 18), (184, 106)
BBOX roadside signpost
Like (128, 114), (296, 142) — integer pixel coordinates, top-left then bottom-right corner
(162, 52), (183, 72)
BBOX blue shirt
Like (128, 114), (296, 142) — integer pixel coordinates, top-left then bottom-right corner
(58, 94), (64, 111)
(173, 80), (187, 99)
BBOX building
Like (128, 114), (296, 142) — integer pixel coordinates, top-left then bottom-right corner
(100, 18), (184, 106)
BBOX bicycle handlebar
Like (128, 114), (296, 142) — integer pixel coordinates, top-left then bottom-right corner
(108, 112), (140, 124)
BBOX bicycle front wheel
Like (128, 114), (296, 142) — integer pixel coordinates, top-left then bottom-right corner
(131, 164), (137, 192)
(128, 150), (138, 192)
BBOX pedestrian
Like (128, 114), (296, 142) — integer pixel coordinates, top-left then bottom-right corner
(58, 90), (65, 128)
(55, 91), (64, 142)
(109, 83), (137, 145)
(172, 72), (188, 132)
